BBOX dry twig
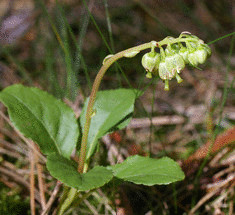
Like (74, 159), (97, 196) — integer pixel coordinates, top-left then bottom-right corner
(41, 181), (62, 215)
(30, 146), (36, 215)
(189, 174), (234, 214)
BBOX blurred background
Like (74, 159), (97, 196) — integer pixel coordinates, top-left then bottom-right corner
(0, 0), (234, 214)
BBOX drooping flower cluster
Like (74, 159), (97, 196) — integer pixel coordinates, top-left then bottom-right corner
(141, 32), (211, 90)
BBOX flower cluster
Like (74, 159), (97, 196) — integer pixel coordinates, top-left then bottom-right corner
(141, 32), (211, 90)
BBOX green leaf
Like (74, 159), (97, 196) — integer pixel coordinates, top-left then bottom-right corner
(80, 89), (140, 159)
(109, 155), (185, 185)
(46, 153), (113, 191)
(0, 84), (79, 158)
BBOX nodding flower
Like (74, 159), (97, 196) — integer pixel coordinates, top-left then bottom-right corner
(141, 32), (211, 90)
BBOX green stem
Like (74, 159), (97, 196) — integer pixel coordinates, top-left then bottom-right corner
(77, 37), (199, 173)
(57, 188), (78, 215)
(77, 41), (154, 173)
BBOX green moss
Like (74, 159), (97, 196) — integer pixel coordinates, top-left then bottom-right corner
(0, 183), (30, 215)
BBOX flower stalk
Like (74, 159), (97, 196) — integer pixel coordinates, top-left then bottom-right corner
(77, 32), (211, 173)
(77, 42), (155, 173)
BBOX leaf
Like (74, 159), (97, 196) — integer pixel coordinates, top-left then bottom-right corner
(0, 84), (79, 158)
(46, 153), (113, 191)
(80, 89), (141, 159)
(109, 155), (185, 185)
